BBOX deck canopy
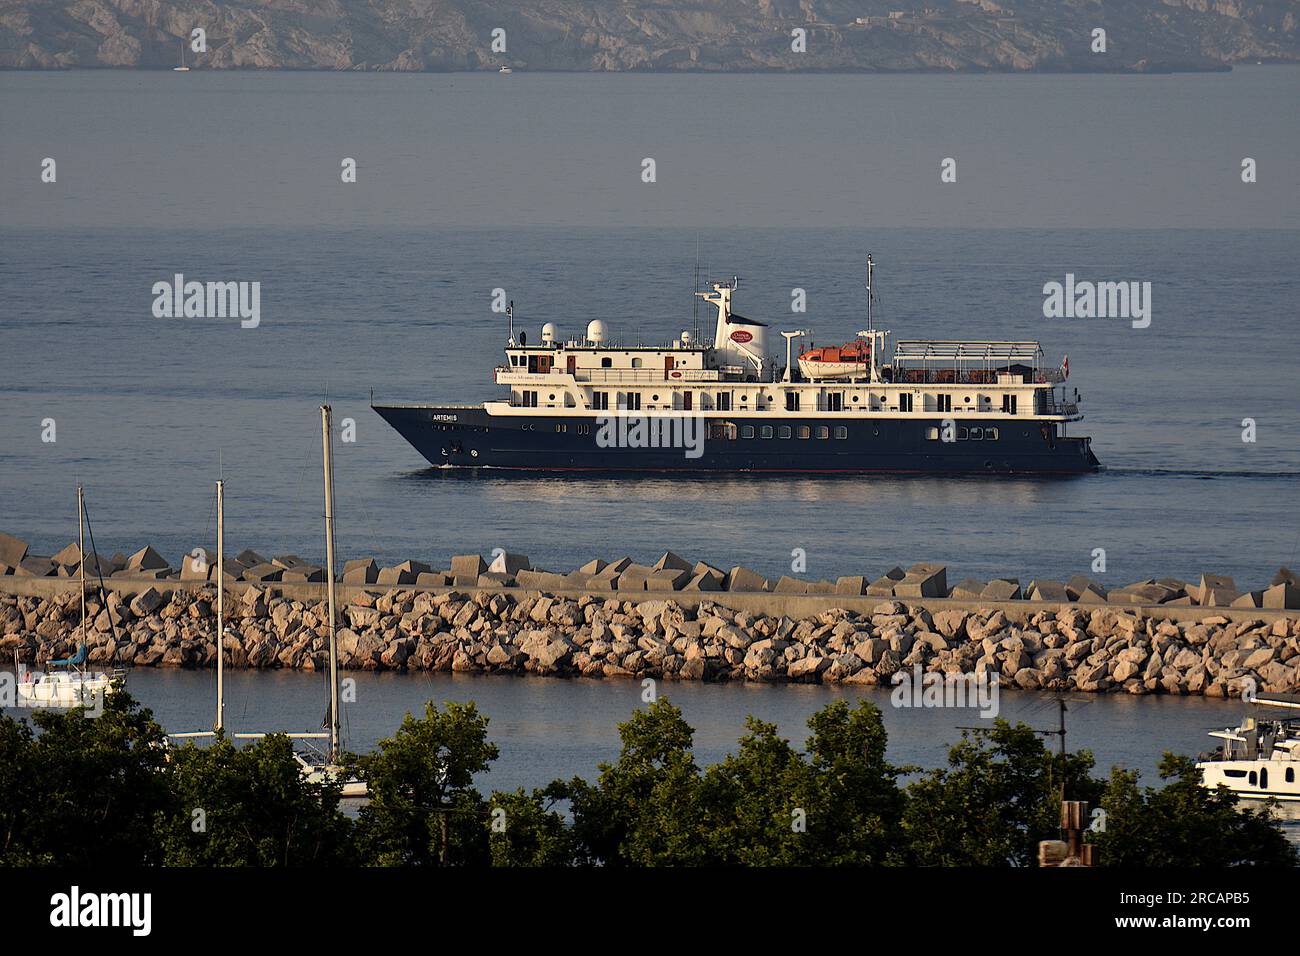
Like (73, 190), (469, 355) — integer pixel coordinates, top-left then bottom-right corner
(892, 340), (1043, 369)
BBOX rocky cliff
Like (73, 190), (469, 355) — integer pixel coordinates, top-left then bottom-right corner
(2, 0), (1297, 72)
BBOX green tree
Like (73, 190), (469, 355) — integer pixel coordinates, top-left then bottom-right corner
(1092, 754), (1298, 867)
(157, 733), (354, 866)
(795, 699), (908, 864)
(902, 720), (1101, 866)
(558, 698), (708, 866)
(696, 716), (813, 865)
(353, 700), (497, 866)
(0, 688), (171, 866)
(487, 788), (577, 866)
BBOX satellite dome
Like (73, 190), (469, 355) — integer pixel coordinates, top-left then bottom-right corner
(541, 322), (557, 344)
(586, 319), (608, 344)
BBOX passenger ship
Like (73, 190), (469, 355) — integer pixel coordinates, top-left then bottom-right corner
(373, 259), (1100, 474)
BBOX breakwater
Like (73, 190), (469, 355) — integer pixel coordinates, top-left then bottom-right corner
(3, 579), (1298, 698)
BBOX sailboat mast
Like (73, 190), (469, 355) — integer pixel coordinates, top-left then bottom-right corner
(320, 405), (341, 762)
(215, 479), (225, 734)
(77, 486), (85, 640)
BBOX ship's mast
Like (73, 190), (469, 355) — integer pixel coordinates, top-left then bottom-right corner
(866, 253), (874, 332)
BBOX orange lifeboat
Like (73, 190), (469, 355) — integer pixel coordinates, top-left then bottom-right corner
(797, 338), (871, 380)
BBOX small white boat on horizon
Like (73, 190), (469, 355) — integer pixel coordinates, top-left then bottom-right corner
(173, 40), (190, 72)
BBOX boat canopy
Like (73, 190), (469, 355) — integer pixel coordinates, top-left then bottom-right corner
(892, 340), (1043, 368)
(49, 644), (87, 668)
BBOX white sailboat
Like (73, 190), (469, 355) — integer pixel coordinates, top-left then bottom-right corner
(16, 486), (122, 708)
(1197, 695), (1300, 804)
(232, 406), (367, 799)
(173, 40), (190, 72)
(169, 479), (228, 741)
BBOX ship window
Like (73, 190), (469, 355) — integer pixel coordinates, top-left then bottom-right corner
(741, 425), (755, 439)
(926, 427), (939, 441)
(631, 358), (643, 368)
(970, 427), (983, 440)
(1002, 394), (1018, 414)
(816, 426), (829, 439)
(1287, 768), (1295, 783)
(834, 426), (848, 439)
(1261, 768), (1268, 788)
(957, 426), (969, 440)
(899, 393), (913, 413)
(593, 391), (609, 410)
(1249, 771), (1257, 786)
(717, 392), (732, 411)
(826, 392), (843, 412)
(778, 426), (792, 439)
(1223, 769), (1247, 778)
(651, 395), (659, 402)
(601, 357), (612, 368)
(708, 421), (737, 441)
(760, 426), (774, 439)
(937, 394), (952, 413)
(785, 392), (800, 412)
(798, 426), (811, 439)
(852, 395), (860, 403)
(985, 427), (999, 440)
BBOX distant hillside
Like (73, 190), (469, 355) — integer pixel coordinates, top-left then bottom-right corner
(2, 0), (1298, 72)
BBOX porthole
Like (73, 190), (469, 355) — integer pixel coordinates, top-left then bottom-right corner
(778, 426), (792, 439)
(652, 394), (659, 401)
(471, 450), (479, 458)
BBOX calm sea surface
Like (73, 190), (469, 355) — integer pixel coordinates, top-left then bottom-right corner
(0, 69), (1297, 791)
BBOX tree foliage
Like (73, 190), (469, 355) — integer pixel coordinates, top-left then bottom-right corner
(1, 691), (1294, 868)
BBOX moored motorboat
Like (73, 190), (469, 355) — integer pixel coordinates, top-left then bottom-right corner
(1197, 695), (1300, 803)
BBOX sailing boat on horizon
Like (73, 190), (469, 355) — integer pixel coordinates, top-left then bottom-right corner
(173, 39), (190, 72)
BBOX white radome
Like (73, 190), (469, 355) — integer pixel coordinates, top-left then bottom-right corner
(541, 322), (558, 344)
(586, 319), (608, 344)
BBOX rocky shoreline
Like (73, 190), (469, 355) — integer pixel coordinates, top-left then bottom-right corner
(3, 583), (1298, 697)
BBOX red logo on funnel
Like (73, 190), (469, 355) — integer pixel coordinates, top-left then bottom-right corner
(730, 330), (753, 343)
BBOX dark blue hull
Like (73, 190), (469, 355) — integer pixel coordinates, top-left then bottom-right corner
(374, 405), (1100, 475)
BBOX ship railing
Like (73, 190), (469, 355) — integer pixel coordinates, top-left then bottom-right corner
(889, 367), (1059, 385)
(572, 368), (725, 383)
(1038, 401), (1081, 417)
